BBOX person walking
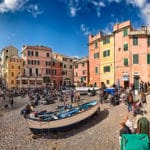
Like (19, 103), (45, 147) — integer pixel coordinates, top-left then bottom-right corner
(127, 90), (133, 112)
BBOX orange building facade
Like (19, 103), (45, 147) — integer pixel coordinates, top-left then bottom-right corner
(88, 33), (102, 87)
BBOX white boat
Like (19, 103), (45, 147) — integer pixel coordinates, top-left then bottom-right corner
(24, 100), (100, 135)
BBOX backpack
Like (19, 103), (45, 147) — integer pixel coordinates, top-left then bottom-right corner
(137, 117), (149, 136)
(121, 134), (150, 150)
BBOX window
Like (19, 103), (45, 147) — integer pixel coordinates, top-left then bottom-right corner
(36, 68), (38, 76)
(70, 65), (72, 69)
(47, 53), (49, 57)
(104, 66), (110, 72)
(94, 53), (99, 58)
(124, 58), (128, 66)
(12, 65), (14, 69)
(60, 63), (62, 67)
(148, 36), (150, 46)
(83, 71), (85, 74)
(11, 80), (14, 85)
(76, 72), (78, 76)
(95, 67), (98, 74)
(147, 54), (150, 64)
(29, 68), (32, 76)
(35, 51), (38, 56)
(103, 50), (110, 57)
(103, 37), (110, 45)
(133, 54), (139, 64)
(75, 64), (78, 68)
(124, 44), (128, 51)
(53, 62), (55, 66)
(123, 28), (128, 37)
(63, 58), (67, 61)
(64, 64), (67, 68)
(11, 72), (14, 76)
(18, 66), (20, 69)
(95, 40), (98, 48)
(82, 63), (85, 67)
(133, 36), (138, 45)
(106, 80), (109, 84)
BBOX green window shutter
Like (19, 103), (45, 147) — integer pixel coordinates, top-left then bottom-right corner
(103, 66), (110, 72)
(124, 58), (128, 66)
(94, 53), (99, 58)
(64, 64), (67, 68)
(95, 67), (98, 74)
(123, 28), (128, 37)
(148, 36), (150, 46)
(133, 36), (138, 45)
(147, 54), (150, 64)
(95, 41), (98, 48)
(103, 37), (110, 45)
(124, 44), (128, 51)
(133, 54), (139, 64)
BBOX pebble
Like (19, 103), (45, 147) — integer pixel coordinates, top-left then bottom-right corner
(0, 94), (139, 150)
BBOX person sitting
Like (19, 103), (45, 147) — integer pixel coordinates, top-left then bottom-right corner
(123, 115), (134, 133)
(119, 121), (132, 146)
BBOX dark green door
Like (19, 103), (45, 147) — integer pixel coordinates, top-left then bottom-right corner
(134, 76), (139, 89)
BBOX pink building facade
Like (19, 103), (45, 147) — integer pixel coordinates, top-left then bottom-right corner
(113, 20), (132, 88)
(114, 21), (150, 89)
(74, 57), (89, 86)
(18, 45), (63, 88)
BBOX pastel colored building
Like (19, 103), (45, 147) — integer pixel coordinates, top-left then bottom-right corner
(128, 26), (150, 89)
(73, 56), (89, 86)
(113, 20), (132, 88)
(88, 32), (102, 87)
(6, 56), (24, 89)
(1, 45), (18, 86)
(53, 52), (75, 86)
(100, 34), (114, 87)
(50, 58), (63, 88)
(18, 45), (52, 88)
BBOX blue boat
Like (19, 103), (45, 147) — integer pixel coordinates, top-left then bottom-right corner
(24, 100), (100, 135)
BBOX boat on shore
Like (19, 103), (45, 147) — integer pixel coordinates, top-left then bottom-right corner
(23, 100), (100, 135)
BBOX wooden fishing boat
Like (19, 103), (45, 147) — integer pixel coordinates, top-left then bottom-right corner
(24, 100), (100, 135)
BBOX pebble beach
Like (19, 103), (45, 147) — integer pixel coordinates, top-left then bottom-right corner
(0, 94), (142, 150)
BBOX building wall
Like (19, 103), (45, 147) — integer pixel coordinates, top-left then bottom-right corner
(74, 57), (89, 86)
(129, 33), (150, 84)
(1, 46), (18, 80)
(100, 35), (114, 87)
(51, 60), (63, 87)
(6, 56), (24, 89)
(52, 53), (74, 86)
(113, 20), (131, 88)
(22, 45), (52, 77)
(88, 33), (102, 87)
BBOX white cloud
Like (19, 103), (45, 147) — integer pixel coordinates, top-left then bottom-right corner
(70, 7), (77, 17)
(126, 0), (147, 8)
(102, 22), (114, 35)
(141, 3), (150, 25)
(107, 0), (122, 3)
(91, 1), (105, 7)
(80, 24), (91, 35)
(0, 0), (42, 18)
(27, 4), (43, 18)
(0, 0), (27, 13)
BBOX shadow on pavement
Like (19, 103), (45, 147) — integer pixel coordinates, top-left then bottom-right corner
(39, 108), (109, 139)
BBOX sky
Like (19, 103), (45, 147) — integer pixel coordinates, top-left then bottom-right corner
(0, 0), (150, 57)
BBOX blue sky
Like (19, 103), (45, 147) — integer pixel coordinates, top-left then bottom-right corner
(0, 0), (150, 57)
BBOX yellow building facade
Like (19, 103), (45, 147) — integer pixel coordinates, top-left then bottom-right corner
(6, 56), (24, 89)
(100, 34), (115, 87)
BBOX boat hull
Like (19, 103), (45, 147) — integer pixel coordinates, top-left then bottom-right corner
(26, 101), (100, 135)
